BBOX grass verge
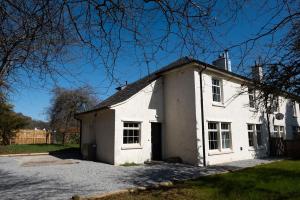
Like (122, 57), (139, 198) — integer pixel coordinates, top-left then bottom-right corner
(0, 144), (79, 155)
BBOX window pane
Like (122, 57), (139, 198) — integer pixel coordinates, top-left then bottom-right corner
(209, 131), (218, 150)
(248, 124), (253, 130)
(123, 130), (128, 136)
(248, 132), (254, 146)
(222, 131), (231, 149)
(221, 123), (229, 130)
(208, 122), (217, 130)
(257, 131), (262, 146)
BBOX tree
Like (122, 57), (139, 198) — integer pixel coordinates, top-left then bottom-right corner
(0, 100), (28, 145)
(48, 86), (98, 144)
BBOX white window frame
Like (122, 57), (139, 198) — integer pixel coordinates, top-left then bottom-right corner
(122, 122), (141, 145)
(208, 121), (232, 153)
(212, 78), (223, 103)
(247, 124), (263, 148)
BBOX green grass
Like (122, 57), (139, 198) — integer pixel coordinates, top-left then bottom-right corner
(0, 144), (79, 155)
(100, 160), (300, 200)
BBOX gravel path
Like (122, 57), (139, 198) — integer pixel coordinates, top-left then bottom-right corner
(0, 155), (278, 200)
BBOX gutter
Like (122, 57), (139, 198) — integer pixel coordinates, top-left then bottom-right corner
(198, 65), (207, 167)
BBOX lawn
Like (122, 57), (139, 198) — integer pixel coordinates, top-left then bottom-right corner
(0, 144), (79, 155)
(99, 160), (300, 200)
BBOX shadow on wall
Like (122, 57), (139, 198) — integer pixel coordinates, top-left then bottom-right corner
(148, 79), (163, 118)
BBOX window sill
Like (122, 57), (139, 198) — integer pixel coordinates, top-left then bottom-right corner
(208, 149), (233, 156)
(121, 144), (142, 150)
(212, 103), (225, 108)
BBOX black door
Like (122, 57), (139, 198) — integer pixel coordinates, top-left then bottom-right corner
(151, 122), (162, 160)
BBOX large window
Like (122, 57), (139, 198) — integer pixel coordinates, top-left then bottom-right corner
(212, 78), (222, 103)
(123, 122), (140, 144)
(247, 124), (263, 147)
(248, 88), (255, 108)
(208, 122), (231, 150)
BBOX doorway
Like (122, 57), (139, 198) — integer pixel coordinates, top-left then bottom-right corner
(151, 122), (162, 160)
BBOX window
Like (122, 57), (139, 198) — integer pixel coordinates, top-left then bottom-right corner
(247, 124), (254, 147)
(208, 122), (232, 150)
(212, 78), (222, 103)
(123, 122), (140, 144)
(273, 125), (284, 138)
(208, 122), (218, 150)
(248, 88), (255, 108)
(247, 124), (263, 147)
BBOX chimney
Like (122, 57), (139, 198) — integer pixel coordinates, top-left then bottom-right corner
(212, 49), (232, 71)
(115, 81), (128, 91)
(252, 60), (263, 82)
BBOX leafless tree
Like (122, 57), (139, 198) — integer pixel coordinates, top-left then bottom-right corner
(48, 86), (98, 144)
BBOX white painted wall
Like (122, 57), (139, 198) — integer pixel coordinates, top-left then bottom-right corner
(200, 70), (268, 165)
(113, 79), (164, 165)
(163, 66), (199, 165)
(79, 109), (115, 164)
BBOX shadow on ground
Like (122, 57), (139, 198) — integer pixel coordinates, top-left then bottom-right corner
(49, 148), (81, 160)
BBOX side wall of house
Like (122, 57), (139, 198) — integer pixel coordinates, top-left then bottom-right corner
(80, 109), (115, 164)
(201, 70), (268, 165)
(163, 66), (199, 165)
(114, 79), (164, 165)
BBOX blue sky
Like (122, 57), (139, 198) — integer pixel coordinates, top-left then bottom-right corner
(10, 1), (292, 121)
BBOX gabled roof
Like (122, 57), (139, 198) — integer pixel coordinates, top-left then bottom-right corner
(77, 56), (293, 116)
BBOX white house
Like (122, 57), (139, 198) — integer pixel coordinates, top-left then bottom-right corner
(75, 56), (300, 166)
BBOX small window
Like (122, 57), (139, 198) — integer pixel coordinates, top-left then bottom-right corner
(248, 88), (255, 108)
(208, 122), (219, 150)
(123, 122), (140, 144)
(212, 78), (222, 103)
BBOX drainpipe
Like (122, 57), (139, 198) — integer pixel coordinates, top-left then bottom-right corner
(79, 119), (82, 152)
(199, 65), (207, 167)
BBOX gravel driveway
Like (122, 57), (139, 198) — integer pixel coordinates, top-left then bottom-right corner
(0, 155), (277, 200)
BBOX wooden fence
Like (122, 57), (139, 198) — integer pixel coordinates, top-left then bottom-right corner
(10, 129), (51, 144)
